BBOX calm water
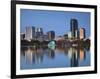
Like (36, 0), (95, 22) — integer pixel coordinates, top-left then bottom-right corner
(20, 46), (90, 69)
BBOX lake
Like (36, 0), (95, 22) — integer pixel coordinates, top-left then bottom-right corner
(20, 46), (90, 69)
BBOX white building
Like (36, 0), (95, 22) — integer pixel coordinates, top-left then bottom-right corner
(68, 31), (72, 39)
(25, 26), (35, 41)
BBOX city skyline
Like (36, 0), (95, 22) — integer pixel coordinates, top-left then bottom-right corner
(21, 18), (87, 41)
(20, 9), (90, 38)
(20, 9), (91, 70)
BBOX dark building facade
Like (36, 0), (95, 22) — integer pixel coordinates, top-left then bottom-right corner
(36, 28), (43, 37)
(21, 33), (25, 40)
(64, 34), (68, 39)
(70, 19), (78, 39)
(47, 31), (55, 40)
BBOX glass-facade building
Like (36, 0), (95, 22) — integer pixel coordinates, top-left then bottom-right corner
(25, 26), (35, 41)
(47, 31), (55, 40)
(70, 19), (78, 39)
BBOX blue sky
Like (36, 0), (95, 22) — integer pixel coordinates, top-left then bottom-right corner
(20, 9), (90, 38)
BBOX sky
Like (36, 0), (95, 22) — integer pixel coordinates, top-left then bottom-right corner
(20, 9), (90, 38)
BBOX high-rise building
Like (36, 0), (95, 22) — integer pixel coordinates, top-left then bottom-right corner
(36, 28), (43, 37)
(70, 19), (78, 39)
(64, 34), (68, 39)
(25, 26), (35, 41)
(43, 34), (48, 41)
(47, 31), (55, 40)
(68, 31), (72, 39)
(36, 36), (44, 42)
(79, 28), (85, 39)
(75, 30), (79, 39)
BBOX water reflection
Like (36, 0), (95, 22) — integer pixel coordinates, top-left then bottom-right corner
(21, 46), (90, 69)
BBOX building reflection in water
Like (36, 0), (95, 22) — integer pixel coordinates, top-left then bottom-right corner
(79, 49), (86, 61)
(68, 48), (79, 67)
(46, 44), (55, 59)
(67, 47), (86, 67)
(21, 47), (44, 65)
(46, 48), (55, 59)
(21, 46), (88, 69)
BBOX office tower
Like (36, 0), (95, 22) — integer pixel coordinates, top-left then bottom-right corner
(70, 19), (78, 39)
(68, 31), (72, 39)
(75, 30), (79, 39)
(36, 36), (44, 42)
(36, 28), (43, 37)
(79, 28), (85, 39)
(21, 33), (25, 40)
(43, 34), (48, 41)
(47, 31), (55, 40)
(64, 34), (68, 39)
(25, 26), (35, 41)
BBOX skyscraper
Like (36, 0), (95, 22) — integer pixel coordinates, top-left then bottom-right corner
(47, 31), (55, 40)
(70, 19), (78, 39)
(25, 26), (35, 41)
(36, 28), (43, 37)
(68, 31), (72, 39)
(79, 28), (85, 39)
(64, 34), (68, 39)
